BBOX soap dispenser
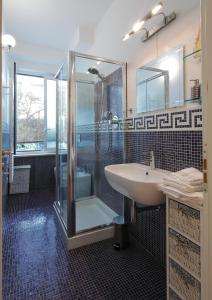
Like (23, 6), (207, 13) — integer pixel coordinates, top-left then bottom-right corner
(190, 79), (201, 100)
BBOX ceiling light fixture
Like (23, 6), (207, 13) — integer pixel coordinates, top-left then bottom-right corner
(151, 2), (163, 16)
(122, 33), (130, 41)
(122, 2), (176, 43)
(132, 20), (145, 33)
(2, 34), (16, 49)
(142, 11), (176, 42)
(122, 29), (137, 41)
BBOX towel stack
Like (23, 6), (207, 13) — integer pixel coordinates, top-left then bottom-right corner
(160, 168), (204, 206)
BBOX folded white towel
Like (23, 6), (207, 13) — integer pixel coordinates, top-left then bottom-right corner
(170, 168), (203, 186)
(160, 184), (204, 206)
(164, 176), (203, 193)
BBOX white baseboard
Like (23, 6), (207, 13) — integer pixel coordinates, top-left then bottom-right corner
(53, 203), (114, 250)
(67, 226), (114, 250)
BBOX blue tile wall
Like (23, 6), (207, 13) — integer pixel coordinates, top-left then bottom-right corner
(129, 205), (166, 266)
(77, 131), (125, 215)
(125, 130), (202, 172)
(125, 107), (203, 266)
(77, 67), (125, 215)
(77, 107), (203, 265)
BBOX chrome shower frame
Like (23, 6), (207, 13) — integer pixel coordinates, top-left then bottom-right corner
(56, 51), (127, 238)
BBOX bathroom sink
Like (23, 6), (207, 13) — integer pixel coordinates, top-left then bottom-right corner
(104, 163), (169, 206)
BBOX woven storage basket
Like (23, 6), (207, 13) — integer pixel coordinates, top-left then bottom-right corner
(169, 288), (181, 300)
(169, 259), (201, 300)
(169, 228), (201, 278)
(10, 165), (31, 194)
(169, 199), (200, 242)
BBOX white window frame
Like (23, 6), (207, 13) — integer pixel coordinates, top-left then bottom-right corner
(15, 73), (56, 155)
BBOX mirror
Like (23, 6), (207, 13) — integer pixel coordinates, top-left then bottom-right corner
(136, 46), (184, 113)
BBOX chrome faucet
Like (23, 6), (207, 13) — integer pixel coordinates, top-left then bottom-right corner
(150, 151), (155, 169)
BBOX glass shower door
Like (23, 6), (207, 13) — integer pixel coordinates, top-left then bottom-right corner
(55, 52), (126, 238)
(74, 54), (126, 233)
(56, 64), (68, 227)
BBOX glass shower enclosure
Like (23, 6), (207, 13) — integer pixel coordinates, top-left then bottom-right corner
(55, 51), (126, 239)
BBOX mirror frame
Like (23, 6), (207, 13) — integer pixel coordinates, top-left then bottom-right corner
(135, 45), (184, 115)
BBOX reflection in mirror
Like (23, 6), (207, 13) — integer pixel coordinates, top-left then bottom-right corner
(136, 46), (184, 113)
(137, 67), (168, 113)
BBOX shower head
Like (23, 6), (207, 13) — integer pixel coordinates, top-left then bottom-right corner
(88, 67), (99, 75)
(88, 67), (104, 81)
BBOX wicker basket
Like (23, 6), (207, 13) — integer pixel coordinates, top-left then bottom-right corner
(169, 259), (201, 300)
(169, 288), (181, 300)
(10, 165), (31, 194)
(169, 228), (201, 278)
(169, 199), (200, 242)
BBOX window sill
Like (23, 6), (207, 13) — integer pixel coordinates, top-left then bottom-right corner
(14, 151), (56, 158)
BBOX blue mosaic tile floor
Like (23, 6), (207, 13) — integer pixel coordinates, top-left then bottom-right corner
(3, 190), (166, 300)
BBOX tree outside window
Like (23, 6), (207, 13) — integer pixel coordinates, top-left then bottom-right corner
(16, 74), (56, 152)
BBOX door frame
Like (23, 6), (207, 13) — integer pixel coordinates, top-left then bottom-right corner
(202, 0), (212, 298)
(0, 0), (3, 298)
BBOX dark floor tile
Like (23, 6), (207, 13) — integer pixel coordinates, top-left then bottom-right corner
(3, 190), (166, 300)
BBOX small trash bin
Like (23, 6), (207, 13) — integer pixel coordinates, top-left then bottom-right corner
(10, 165), (31, 194)
(113, 216), (129, 250)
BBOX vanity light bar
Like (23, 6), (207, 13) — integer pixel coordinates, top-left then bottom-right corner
(132, 20), (145, 33)
(142, 12), (176, 42)
(122, 2), (176, 42)
(122, 2), (163, 41)
(151, 2), (163, 16)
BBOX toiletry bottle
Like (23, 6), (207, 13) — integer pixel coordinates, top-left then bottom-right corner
(190, 79), (201, 100)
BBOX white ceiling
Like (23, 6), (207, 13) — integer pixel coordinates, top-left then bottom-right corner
(3, 0), (200, 76)
(3, 0), (115, 50)
(4, 0), (200, 53)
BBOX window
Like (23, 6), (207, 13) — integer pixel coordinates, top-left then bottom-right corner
(47, 79), (56, 149)
(16, 74), (56, 152)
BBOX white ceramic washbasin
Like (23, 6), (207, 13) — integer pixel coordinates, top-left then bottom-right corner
(104, 163), (169, 206)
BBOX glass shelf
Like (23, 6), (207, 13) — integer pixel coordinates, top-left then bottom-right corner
(184, 97), (202, 104)
(184, 49), (202, 60)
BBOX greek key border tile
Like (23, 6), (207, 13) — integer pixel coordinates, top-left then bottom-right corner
(76, 108), (202, 132)
(124, 108), (202, 131)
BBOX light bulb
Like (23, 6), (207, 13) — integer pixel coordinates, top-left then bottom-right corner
(151, 2), (163, 16)
(2, 34), (16, 48)
(122, 33), (130, 41)
(132, 20), (145, 33)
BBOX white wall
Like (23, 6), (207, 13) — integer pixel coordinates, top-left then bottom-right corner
(10, 41), (66, 77)
(86, 0), (200, 117)
(127, 5), (201, 116)
(9, 0), (201, 105)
